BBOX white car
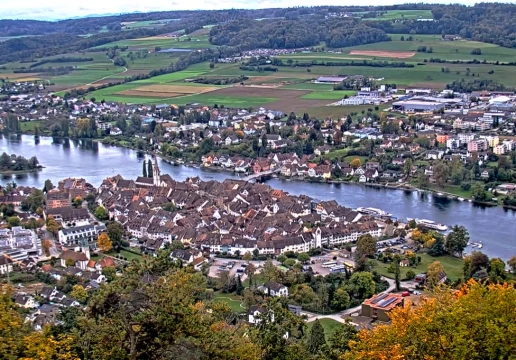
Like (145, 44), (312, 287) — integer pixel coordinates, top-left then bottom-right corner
(413, 290), (422, 295)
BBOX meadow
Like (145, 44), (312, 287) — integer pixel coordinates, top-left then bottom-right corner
(364, 10), (433, 21)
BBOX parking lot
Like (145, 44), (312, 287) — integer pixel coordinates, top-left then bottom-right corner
(208, 258), (278, 279)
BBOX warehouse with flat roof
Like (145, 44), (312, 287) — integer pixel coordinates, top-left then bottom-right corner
(392, 100), (445, 112)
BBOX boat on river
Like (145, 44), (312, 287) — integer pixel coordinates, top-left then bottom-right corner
(415, 219), (448, 232)
(356, 207), (393, 217)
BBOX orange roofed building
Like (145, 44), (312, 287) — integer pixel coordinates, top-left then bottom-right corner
(361, 293), (404, 322)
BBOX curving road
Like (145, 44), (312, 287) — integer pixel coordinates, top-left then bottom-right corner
(302, 277), (397, 323)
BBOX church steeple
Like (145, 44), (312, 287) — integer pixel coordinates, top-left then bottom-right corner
(153, 156), (161, 186)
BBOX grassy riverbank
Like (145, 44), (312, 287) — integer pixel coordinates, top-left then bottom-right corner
(373, 253), (464, 281)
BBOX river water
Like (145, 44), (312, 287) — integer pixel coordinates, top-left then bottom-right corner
(1, 134), (515, 260)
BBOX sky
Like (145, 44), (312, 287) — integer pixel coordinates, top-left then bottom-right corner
(0, 0), (511, 21)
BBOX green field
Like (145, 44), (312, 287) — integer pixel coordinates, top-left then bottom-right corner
(373, 253), (464, 281)
(19, 121), (42, 132)
(213, 293), (245, 313)
(280, 82), (335, 91)
(365, 10), (433, 21)
(306, 319), (344, 341)
(91, 34), (211, 51)
(173, 94), (277, 107)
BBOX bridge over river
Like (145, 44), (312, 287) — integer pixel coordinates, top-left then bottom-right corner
(240, 168), (281, 181)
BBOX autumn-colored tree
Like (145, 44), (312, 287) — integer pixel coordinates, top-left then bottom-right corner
(46, 215), (60, 238)
(42, 239), (52, 256)
(262, 259), (279, 282)
(69, 284), (88, 303)
(426, 261), (444, 289)
(350, 158), (362, 169)
(97, 233), (113, 252)
(343, 280), (516, 360)
(508, 255), (516, 273)
(0, 285), (79, 360)
(71, 196), (83, 208)
(243, 251), (253, 262)
(79, 262), (259, 359)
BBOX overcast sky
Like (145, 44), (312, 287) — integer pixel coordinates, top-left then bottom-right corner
(0, 0), (510, 21)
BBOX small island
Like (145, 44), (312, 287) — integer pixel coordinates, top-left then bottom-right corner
(0, 152), (42, 174)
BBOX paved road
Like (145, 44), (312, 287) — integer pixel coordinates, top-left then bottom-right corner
(303, 277), (397, 323)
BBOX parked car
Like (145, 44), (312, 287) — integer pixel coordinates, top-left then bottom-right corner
(240, 263), (248, 268)
(413, 290), (422, 295)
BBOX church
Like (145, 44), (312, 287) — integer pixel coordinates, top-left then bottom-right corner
(135, 158), (174, 188)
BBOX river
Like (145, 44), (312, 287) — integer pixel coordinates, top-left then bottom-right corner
(1, 134), (516, 260)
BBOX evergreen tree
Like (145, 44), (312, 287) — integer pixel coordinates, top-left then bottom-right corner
(147, 160), (153, 178)
(236, 275), (244, 295)
(394, 256), (401, 291)
(307, 319), (326, 353)
(142, 160), (147, 178)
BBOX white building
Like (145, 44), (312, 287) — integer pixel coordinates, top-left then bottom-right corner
(58, 224), (107, 245)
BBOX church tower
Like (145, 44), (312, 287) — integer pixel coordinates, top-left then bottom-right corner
(153, 157), (161, 187)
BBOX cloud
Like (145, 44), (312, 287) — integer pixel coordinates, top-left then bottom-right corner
(0, 0), (507, 20)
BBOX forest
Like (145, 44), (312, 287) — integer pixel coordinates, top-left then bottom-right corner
(209, 19), (390, 49)
(2, 250), (516, 360)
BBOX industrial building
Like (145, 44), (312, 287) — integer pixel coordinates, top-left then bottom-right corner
(392, 100), (445, 112)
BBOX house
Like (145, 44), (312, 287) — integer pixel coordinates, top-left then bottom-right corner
(0, 255), (13, 275)
(14, 294), (38, 309)
(171, 249), (198, 264)
(58, 224), (107, 245)
(426, 150), (444, 160)
(253, 160), (271, 174)
(46, 191), (70, 209)
(399, 259), (410, 267)
(360, 169), (379, 182)
(361, 293), (404, 322)
(225, 135), (240, 146)
(44, 207), (90, 225)
(248, 304), (267, 324)
(110, 127), (122, 136)
(261, 281), (288, 297)
(59, 250), (90, 270)
(314, 145), (331, 156)
(191, 256), (208, 271)
(481, 170), (490, 179)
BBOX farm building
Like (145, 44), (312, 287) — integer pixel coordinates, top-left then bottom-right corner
(316, 76), (347, 83)
(392, 100), (445, 112)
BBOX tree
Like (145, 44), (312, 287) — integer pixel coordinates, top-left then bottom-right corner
(7, 216), (20, 227)
(291, 283), (316, 304)
(342, 280), (516, 360)
(331, 287), (351, 310)
(350, 158), (362, 169)
(426, 261), (444, 289)
(69, 284), (88, 303)
(433, 161), (449, 187)
(469, 251), (490, 277)
(72, 196), (83, 208)
(347, 272), (375, 300)
(445, 225), (470, 257)
(46, 215), (60, 238)
(262, 259), (278, 282)
(277, 254), (287, 264)
(0, 285), (79, 359)
(325, 319), (358, 358)
(508, 256), (516, 273)
(147, 160), (153, 178)
(236, 275), (244, 295)
(245, 263), (256, 287)
(94, 206), (108, 220)
(355, 234), (377, 270)
(307, 319), (326, 353)
(43, 179), (54, 192)
(418, 171), (429, 188)
(217, 270), (235, 293)
(243, 251), (253, 263)
(209, 62), (215, 69)
(297, 252), (310, 263)
(394, 256), (401, 291)
(489, 258), (506, 282)
(97, 233), (113, 252)
(107, 222), (124, 249)
(142, 159), (147, 177)
(403, 158), (413, 177)
(42, 239), (52, 257)
(102, 266), (116, 282)
(402, 268), (416, 280)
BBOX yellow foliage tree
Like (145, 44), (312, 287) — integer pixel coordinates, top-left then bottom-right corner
(41, 239), (52, 257)
(426, 260), (444, 289)
(0, 285), (79, 360)
(350, 158), (362, 169)
(342, 280), (516, 360)
(69, 284), (88, 303)
(97, 232), (113, 252)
